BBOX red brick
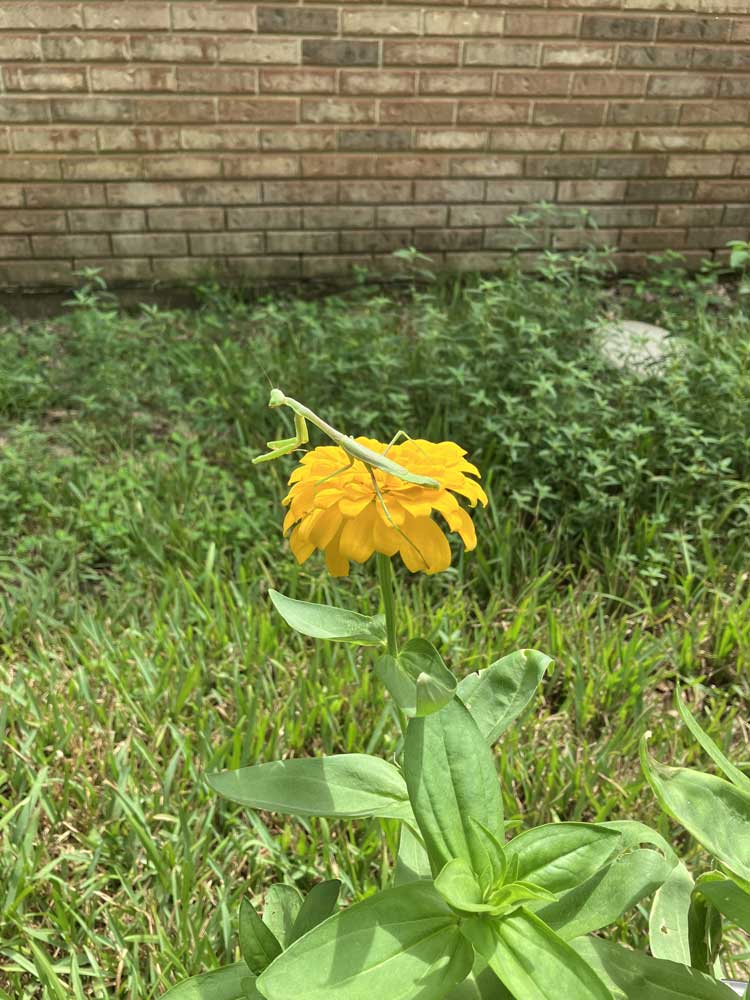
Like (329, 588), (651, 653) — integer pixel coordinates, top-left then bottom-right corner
(559, 180), (627, 201)
(491, 128), (562, 152)
(0, 236), (31, 257)
(0, 5), (83, 30)
(99, 126), (180, 152)
(137, 99), (215, 124)
(505, 12), (579, 36)
(92, 67), (177, 92)
(69, 210), (146, 232)
(667, 155), (735, 176)
(464, 43), (539, 67)
(379, 205), (447, 227)
(450, 156), (524, 177)
(686, 226), (748, 248)
(222, 39), (299, 65)
(620, 228), (686, 250)
(0, 100), (50, 123)
(425, 10), (505, 34)
(572, 73), (645, 98)
(420, 73), (493, 96)
(384, 41), (459, 66)
(637, 130), (705, 152)
(341, 71), (415, 96)
(382, 100), (454, 124)
(0, 210), (67, 233)
(302, 99), (376, 124)
(181, 127), (258, 151)
(342, 230), (411, 253)
(696, 181), (750, 202)
(130, 34), (217, 62)
(0, 159), (60, 180)
(627, 180), (697, 202)
(173, 4), (256, 31)
(51, 98), (135, 123)
(681, 104), (749, 126)
(617, 45), (691, 70)
(658, 16), (730, 41)
(338, 129), (410, 151)
(42, 34), (129, 61)
(33, 234), (110, 257)
(534, 102), (606, 126)
(4, 66), (87, 92)
(259, 7), (338, 35)
(596, 155), (667, 178)
(343, 10), (419, 34)
(83, 4), (170, 30)
(63, 158), (142, 181)
(415, 179), (483, 201)
(609, 103), (680, 126)
(563, 129), (636, 152)
(144, 156), (223, 180)
(229, 207), (302, 229)
(341, 180), (412, 202)
(149, 207), (225, 231)
(377, 155), (449, 177)
(458, 101), (529, 124)
(495, 73), (570, 97)
(260, 70), (335, 95)
(485, 179), (555, 201)
(219, 100), (297, 124)
(581, 15), (656, 40)
(260, 128), (336, 152)
(527, 156), (595, 178)
(705, 129), (750, 151)
(416, 129), (488, 151)
(648, 75), (718, 99)
(305, 206), (373, 228)
(263, 180), (338, 204)
(542, 44), (615, 68)
(1, 36), (43, 61)
(113, 233), (188, 256)
(0, 187), (26, 209)
(302, 155), (375, 177)
(177, 68), (258, 94)
(268, 231), (339, 254)
(225, 156), (300, 178)
(13, 127), (97, 153)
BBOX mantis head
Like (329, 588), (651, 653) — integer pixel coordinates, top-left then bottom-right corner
(268, 388), (286, 408)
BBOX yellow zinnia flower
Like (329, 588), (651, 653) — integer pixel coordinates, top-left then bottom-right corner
(282, 437), (488, 577)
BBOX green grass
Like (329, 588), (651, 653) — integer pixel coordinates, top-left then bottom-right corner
(1, 255), (750, 996)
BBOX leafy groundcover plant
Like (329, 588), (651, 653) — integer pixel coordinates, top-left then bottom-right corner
(165, 394), (738, 1000)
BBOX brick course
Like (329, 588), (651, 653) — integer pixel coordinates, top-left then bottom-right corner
(0, 0), (749, 287)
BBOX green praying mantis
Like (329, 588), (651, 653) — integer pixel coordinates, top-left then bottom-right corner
(253, 388), (440, 566)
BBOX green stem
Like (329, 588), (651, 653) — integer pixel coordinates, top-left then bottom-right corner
(376, 553), (409, 739)
(376, 553), (398, 658)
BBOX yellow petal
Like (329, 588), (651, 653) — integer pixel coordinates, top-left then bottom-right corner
(372, 508), (400, 556)
(339, 504), (377, 563)
(339, 495), (374, 518)
(307, 505), (344, 550)
(399, 515), (452, 574)
(289, 527), (314, 565)
(325, 529), (350, 577)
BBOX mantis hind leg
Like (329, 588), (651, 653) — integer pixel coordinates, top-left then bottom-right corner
(384, 429), (430, 459)
(314, 454), (355, 489)
(367, 467), (429, 571)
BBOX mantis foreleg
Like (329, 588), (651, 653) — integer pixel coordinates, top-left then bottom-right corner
(253, 412), (309, 464)
(366, 467), (428, 570)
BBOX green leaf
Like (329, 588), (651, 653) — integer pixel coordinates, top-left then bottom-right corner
(256, 882), (474, 1000)
(572, 936), (737, 999)
(641, 742), (750, 882)
(688, 886), (723, 975)
(239, 900), (282, 974)
(288, 880), (340, 943)
(262, 885), (304, 950)
(538, 849), (673, 940)
(375, 639), (456, 718)
(462, 909), (613, 1000)
(675, 692), (750, 797)
(444, 966), (512, 1000)
(269, 590), (386, 645)
(162, 963), (255, 1000)
(695, 873), (750, 935)
(467, 817), (507, 892)
(394, 824), (432, 886)
(505, 823), (622, 894)
(403, 697), (504, 876)
(207, 754), (413, 821)
(458, 649), (551, 744)
(598, 820), (678, 864)
(649, 861), (694, 964)
(435, 858), (485, 911)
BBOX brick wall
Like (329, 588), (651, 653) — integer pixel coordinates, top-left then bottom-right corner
(1, 1), (750, 288)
